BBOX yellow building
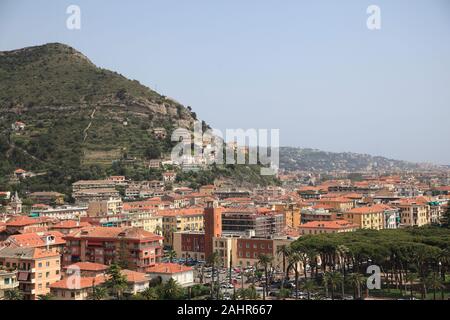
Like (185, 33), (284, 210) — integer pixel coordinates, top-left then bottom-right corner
(273, 203), (302, 229)
(129, 211), (163, 235)
(344, 205), (385, 230)
(394, 199), (429, 227)
(157, 208), (204, 246)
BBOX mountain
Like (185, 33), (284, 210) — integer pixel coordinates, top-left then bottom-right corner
(0, 43), (277, 193)
(279, 147), (440, 172)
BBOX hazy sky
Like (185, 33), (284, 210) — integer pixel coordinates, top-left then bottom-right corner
(1, 0), (450, 164)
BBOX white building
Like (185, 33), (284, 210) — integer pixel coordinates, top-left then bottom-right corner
(146, 263), (194, 287)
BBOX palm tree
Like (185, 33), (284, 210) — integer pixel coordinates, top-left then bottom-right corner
(207, 251), (222, 299)
(322, 272), (331, 298)
(141, 286), (158, 300)
(276, 245), (291, 281)
(4, 288), (23, 300)
(89, 286), (108, 300)
(167, 249), (177, 263)
(158, 278), (184, 300)
(287, 252), (301, 300)
(257, 254), (273, 301)
(348, 273), (365, 300)
(405, 272), (418, 300)
(302, 280), (316, 300)
(328, 271), (343, 300)
(426, 273), (443, 300)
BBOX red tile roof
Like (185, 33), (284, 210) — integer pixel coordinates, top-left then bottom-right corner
(300, 220), (358, 230)
(64, 262), (108, 272)
(146, 263), (192, 274)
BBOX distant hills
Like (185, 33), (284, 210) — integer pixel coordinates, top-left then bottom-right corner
(279, 147), (442, 172)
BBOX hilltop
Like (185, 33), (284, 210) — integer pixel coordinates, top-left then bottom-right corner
(0, 43), (278, 193)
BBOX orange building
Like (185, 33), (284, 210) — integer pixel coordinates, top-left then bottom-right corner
(0, 247), (61, 300)
(63, 226), (163, 272)
(203, 202), (223, 261)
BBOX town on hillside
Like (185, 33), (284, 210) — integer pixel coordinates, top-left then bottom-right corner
(1, 169), (450, 300)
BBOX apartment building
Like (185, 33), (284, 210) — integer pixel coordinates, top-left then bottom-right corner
(173, 231), (205, 261)
(0, 269), (19, 300)
(343, 205), (386, 230)
(157, 208), (204, 246)
(393, 198), (430, 227)
(72, 189), (121, 206)
(128, 211), (163, 235)
(87, 198), (123, 217)
(0, 247), (61, 300)
(63, 226), (163, 272)
(72, 180), (116, 192)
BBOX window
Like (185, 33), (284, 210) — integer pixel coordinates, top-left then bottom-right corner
(38, 262), (42, 268)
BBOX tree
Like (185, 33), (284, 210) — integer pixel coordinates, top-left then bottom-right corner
(157, 278), (184, 300)
(302, 280), (316, 300)
(322, 272), (331, 298)
(37, 293), (55, 300)
(89, 286), (109, 300)
(167, 249), (177, 263)
(4, 288), (23, 300)
(105, 264), (128, 300)
(439, 201), (450, 227)
(348, 273), (365, 300)
(287, 252), (301, 300)
(426, 273), (443, 300)
(328, 271), (343, 300)
(405, 272), (418, 300)
(257, 254), (273, 301)
(207, 251), (222, 300)
(276, 245), (291, 280)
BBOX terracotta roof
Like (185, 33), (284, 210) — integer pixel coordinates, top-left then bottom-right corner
(345, 204), (394, 214)
(50, 276), (105, 290)
(6, 216), (48, 227)
(318, 197), (353, 203)
(6, 231), (66, 248)
(146, 263), (192, 274)
(51, 220), (91, 229)
(64, 262), (108, 272)
(65, 226), (163, 241)
(300, 220), (358, 230)
(122, 269), (149, 283)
